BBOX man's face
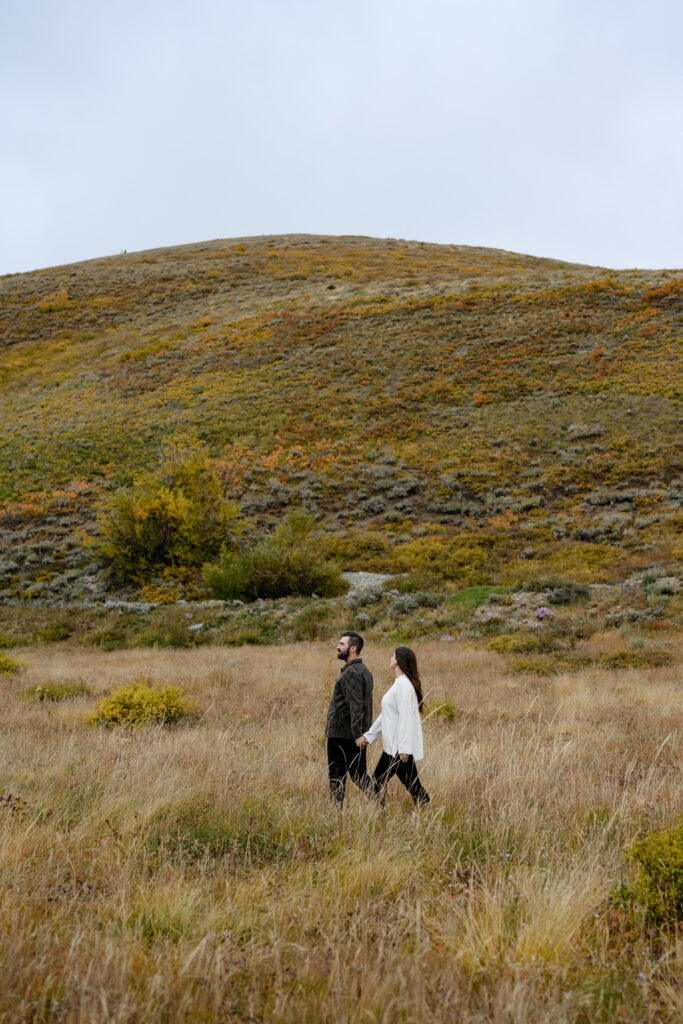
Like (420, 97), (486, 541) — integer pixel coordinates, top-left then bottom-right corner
(336, 636), (352, 661)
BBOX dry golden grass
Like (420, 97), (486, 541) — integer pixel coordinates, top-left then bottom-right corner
(0, 638), (680, 1022)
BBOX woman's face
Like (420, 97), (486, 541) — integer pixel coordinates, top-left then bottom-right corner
(390, 651), (397, 669)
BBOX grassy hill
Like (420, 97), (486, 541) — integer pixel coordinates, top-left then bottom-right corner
(0, 234), (681, 606)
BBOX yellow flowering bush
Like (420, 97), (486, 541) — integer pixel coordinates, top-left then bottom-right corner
(630, 822), (683, 925)
(89, 682), (200, 727)
(0, 654), (25, 674)
(98, 442), (240, 583)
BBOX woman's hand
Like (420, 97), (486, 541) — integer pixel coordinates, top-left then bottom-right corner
(356, 736), (368, 748)
(398, 753), (409, 763)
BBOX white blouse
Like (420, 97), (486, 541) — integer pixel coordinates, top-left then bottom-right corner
(363, 673), (424, 761)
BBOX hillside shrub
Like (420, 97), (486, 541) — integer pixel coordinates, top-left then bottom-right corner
(36, 619), (74, 642)
(393, 536), (499, 582)
(90, 682), (200, 727)
(630, 822), (683, 925)
(388, 592), (441, 617)
(446, 586), (504, 614)
(489, 633), (557, 654)
(289, 603), (337, 641)
(321, 530), (394, 571)
(97, 442), (240, 583)
(134, 608), (197, 649)
(86, 623), (131, 651)
(0, 633), (23, 649)
(391, 571), (440, 592)
(596, 649), (672, 670)
(203, 512), (348, 601)
(508, 649), (671, 676)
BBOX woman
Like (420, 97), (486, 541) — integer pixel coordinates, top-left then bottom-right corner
(357, 646), (430, 807)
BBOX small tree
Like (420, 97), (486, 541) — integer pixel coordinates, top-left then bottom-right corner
(98, 442), (240, 583)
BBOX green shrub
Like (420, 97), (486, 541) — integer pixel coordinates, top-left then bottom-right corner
(489, 632), (559, 654)
(134, 609), (196, 649)
(596, 649), (672, 670)
(391, 571), (440, 593)
(508, 655), (576, 676)
(0, 653), (26, 674)
(97, 441), (240, 583)
(89, 682), (200, 727)
(447, 585), (503, 609)
(0, 633), (23, 649)
(321, 530), (394, 571)
(150, 801), (236, 863)
(515, 578), (589, 601)
(204, 512), (348, 601)
(289, 603), (335, 641)
(23, 682), (92, 702)
(222, 628), (269, 646)
(148, 797), (339, 869)
(445, 585), (504, 618)
(87, 624), (131, 651)
(427, 700), (458, 721)
(36, 619), (74, 642)
(507, 649), (670, 676)
(394, 536), (500, 582)
(630, 822), (683, 925)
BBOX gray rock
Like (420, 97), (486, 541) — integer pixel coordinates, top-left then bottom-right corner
(342, 571), (392, 597)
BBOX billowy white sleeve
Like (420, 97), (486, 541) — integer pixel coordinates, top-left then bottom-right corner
(364, 713), (382, 745)
(397, 680), (416, 755)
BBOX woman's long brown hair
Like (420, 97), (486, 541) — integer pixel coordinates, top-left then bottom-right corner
(394, 646), (424, 713)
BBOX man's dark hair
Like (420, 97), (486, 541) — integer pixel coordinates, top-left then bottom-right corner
(342, 631), (364, 655)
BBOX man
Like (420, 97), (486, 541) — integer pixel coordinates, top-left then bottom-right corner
(325, 631), (373, 805)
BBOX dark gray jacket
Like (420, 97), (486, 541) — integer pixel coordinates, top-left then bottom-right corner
(325, 659), (373, 740)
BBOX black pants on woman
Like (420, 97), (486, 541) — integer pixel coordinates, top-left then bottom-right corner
(372, 752), (430, 807)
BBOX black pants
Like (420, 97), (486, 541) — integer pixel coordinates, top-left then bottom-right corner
(372, 752), (430, 807)
(327, 738), (372, 805)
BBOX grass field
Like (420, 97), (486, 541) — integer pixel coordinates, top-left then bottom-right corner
(1, 638), (680, 1022)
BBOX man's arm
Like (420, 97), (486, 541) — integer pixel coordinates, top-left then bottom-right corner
(343, 667), (365, 739)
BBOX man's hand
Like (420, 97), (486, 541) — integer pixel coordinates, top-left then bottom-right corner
(398, 753), (409, 763)
(356, 736), (368, 748)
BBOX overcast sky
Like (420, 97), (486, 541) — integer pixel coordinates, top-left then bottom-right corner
(2, 0), (682, 276)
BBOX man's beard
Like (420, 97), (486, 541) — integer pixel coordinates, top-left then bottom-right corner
(336, 650), (348, 661)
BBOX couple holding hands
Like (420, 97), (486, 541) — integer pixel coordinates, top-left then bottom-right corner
(325, 631), (430, 808)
